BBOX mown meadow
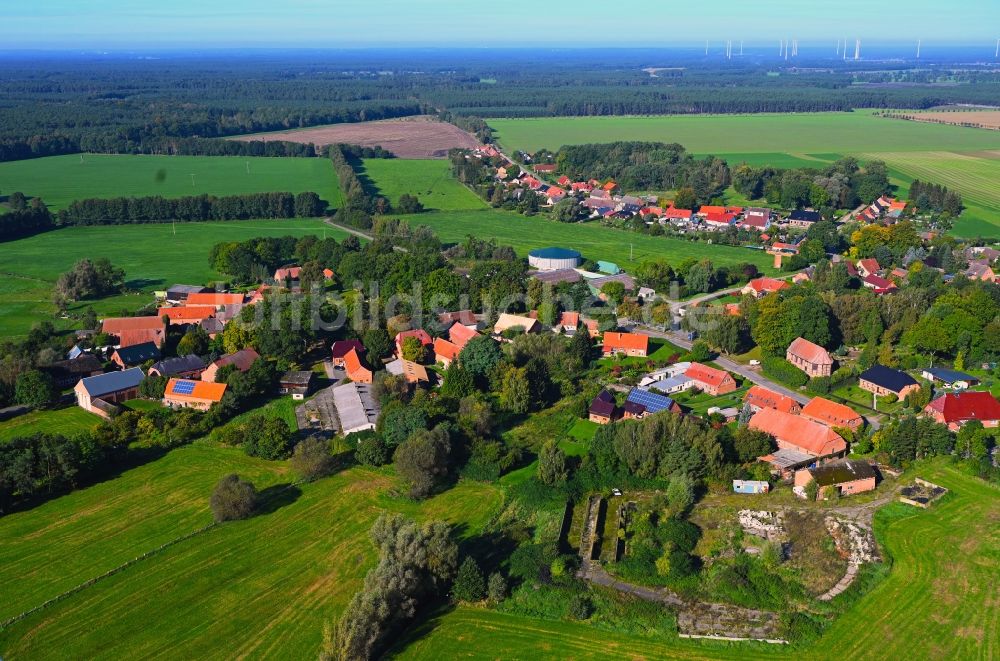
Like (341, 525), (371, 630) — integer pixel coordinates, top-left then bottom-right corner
(0, 154), (343, 210)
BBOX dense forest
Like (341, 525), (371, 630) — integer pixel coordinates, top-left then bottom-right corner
(2, 51), (1000, 161)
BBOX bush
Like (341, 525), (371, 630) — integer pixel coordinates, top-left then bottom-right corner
(568, 593), (594, 620)
(355, 435), (391, 466)
(290, 435), (334, 481)
(210, 474), (257, 522)
(761, 356), (808, 388)
(805, 376), (831, 394)
(242, 416), (294, 460)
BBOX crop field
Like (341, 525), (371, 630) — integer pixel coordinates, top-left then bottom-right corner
(861, 150), (1000, 237)
(891, 110), (1000, 130)
(0, 219), (343, 337)
(231, 116), (480, 158)
(0, 407), (100, 442)
(488, 111), (1000, 155)
(396, 462), (1000, 660)
(401, 210), (776, 273)
(359, 159), (487, 211)
(0, 154), (342, 210)
(0, 443), (503, 659)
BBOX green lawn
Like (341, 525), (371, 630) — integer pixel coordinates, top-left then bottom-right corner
(0, 154), (342, 210)
(0, 443), (502, 659)
(401, 209), (776, 273)
(397, 461), (1000, 661)
(489, 111), (1000, 155)
(360, 159), (487, 211)
(0, 219), (344, 337)
(672, 385), (750, 416)
(0, 406), (100, 442)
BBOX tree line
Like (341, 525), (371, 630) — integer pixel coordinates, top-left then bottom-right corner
(59, 191), (327, 225)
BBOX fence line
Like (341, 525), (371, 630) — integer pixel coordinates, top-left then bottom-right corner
(0, 522), (218, 631)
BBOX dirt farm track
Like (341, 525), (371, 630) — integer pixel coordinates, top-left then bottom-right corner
(230, 116), (481, 158)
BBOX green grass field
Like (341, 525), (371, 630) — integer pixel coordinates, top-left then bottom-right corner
(0, 219), (344, 337)
(0, 407), (100, 442)
(0, 154), (342, 210)
(402, 210), (775, 273)
(360, 159), (487, 211)
(489, 111), (1000, 155)
(396, 461), (1000, 660)
(0, 442), (503, 659)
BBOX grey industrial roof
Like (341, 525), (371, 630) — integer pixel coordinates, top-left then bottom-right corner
(280, 370), (314, 386)
(765, 447), (814, 469)
(924, 367), (977, 383)
(113, 342), (161, 365)
(530, 268), (583, 285)
(333, 382), (379, 434)
(149, 354), (206, 376)
(79, 367), (145, 397)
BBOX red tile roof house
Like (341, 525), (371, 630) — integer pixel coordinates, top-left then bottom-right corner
(557, 175), (571, 186)
(201, 348), (260, 382)
(101, 316), (167, 349)
(856, 259), (881, 278)
(448, 322), (478, 348)
(685, 362), (737, 396)
(861, 274), (898, 294)
(663, 207), (694, 224)
(184, 292), (246, 307)
(743, 385), (802, 414)
(589, 390), (619, 424)
(274, 266), (302, 283)
(741, 277), (790, 299)
(344, 348), (374, 384)
(602, 332), (649, 357)
(438, 310), (477, 328)
(924, 391), (1000, 430)
(786, 337), (833, 378)
(702, 210), (737, 229)
(331, 340), (366, 368)
(750, 407), (848, 477)
(163, 379), (227, 411)
(157, 306), (217, 326)
(558, 311), (580, 333)
(697, 205), (727, 217)
(741, 207), (771, 231)
(394, 329), (433, 358)
(434, 337), (461, 367)
(534, 164), (557, 174)
(801, 396), (864, 431)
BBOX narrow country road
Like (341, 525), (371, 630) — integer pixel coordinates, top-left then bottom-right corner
(634, 325), (882, 429)
(322, 217), (408, 252)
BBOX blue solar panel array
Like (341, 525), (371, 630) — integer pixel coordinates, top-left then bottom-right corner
(627, 388), (674, 414)
(172, 380), (197, 395)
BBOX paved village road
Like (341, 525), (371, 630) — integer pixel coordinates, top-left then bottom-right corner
(633, 325), (882, 430)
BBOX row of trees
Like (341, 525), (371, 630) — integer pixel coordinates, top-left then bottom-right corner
(0, 196), (54, 241)
(60, 191), (326, 225)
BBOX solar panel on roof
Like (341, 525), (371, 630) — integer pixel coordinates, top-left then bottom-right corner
(627, 388), (673, 413)
(172, 380), (197, 395)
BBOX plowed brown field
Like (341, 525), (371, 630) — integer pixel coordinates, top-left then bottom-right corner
(230, 115), (480, 158)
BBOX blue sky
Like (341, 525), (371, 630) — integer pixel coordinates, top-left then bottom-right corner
(3, 0), (999, 49)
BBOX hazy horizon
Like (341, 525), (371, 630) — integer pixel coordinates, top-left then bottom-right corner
(4, 0), (999, 50)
